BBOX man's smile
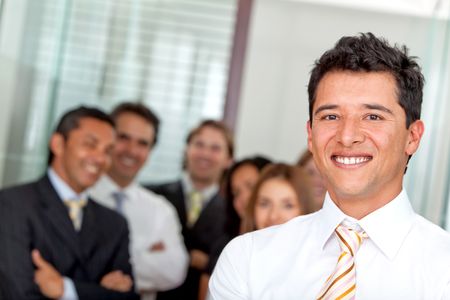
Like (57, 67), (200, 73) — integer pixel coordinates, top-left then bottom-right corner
(331, 155), (372, 166)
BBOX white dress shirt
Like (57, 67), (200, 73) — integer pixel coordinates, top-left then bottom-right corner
(210, 190), (450, 300)
(90, 175), (189, 300)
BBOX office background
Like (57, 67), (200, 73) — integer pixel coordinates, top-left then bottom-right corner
(0, 0), (449, 227)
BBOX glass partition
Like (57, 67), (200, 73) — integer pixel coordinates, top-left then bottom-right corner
(0, 0), (238, 186)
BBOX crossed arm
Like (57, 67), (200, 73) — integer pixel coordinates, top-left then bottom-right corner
(32, 249), (133, 299)
(0, 196), (140, 300)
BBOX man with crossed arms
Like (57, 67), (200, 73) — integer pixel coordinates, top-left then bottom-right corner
(0, 106), (139, 300)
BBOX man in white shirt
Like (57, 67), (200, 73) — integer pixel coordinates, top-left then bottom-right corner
(90, 102), (189, 300)
(210, 33), (450, 299)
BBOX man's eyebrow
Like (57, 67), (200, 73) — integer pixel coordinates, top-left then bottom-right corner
(314, 104), (339, 116)
(363, 103), (394, 115)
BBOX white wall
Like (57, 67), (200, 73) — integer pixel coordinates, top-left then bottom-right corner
(235, 0), (432, 163)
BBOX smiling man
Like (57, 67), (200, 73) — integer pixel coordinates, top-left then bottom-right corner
(89, 102), (189, 300)
(209, 33), (450, 299)
(148, 120), (233, 300)
(0, 106), (139, 300)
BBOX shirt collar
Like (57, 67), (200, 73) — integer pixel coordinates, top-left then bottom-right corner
(90, 175), (137, 202)
(318, 189), (415, 260)
(317, 193), (347, 251)
(358, 189), (415, 260)
(181, 171), (219, 201)
(47, 168), (88, 202)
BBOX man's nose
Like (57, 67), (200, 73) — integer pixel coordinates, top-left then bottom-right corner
(92, 148), (108, 165)
(335, 118), (365, 147)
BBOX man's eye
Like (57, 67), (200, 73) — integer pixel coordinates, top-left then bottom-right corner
(118, 134), (131, 141)
(323, 115), (337, 120)
(193, 141), (205, 148)
(366, 114), (381, 121)
(83, 141), (96, 149)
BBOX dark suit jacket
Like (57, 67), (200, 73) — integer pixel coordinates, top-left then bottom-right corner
(0, 175), (140, 300)
(148, 180), (226, 300)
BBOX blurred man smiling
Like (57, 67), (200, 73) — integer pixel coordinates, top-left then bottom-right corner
(90, 102), (188, 300)
(149, 120), (233, 300)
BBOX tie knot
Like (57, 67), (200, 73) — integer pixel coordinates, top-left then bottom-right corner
(112, 191), (126, 202)
(64, 199), (87, 209)
(64, 199), (87, 230)
(190, 191), (203, 203)
(335, 223), (367, 257)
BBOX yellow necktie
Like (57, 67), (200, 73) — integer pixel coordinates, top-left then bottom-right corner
(64, 199), (87, 231)
(187, 191), (203, 227)
(317, 223), (368, 300)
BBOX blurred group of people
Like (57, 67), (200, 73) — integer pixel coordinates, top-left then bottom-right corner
(0, 101), (326, 300)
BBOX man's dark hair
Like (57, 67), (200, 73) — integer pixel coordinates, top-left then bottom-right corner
(308, 32), (424, 128)
(111, 102), (160, 146)
(47, 106), (114, 165)
(186, 119), (234, 158)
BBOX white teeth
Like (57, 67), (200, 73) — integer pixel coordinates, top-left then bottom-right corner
(121, 157), (136, 167)
(335, 156), (370, 165)
(85, 165), (99, 174)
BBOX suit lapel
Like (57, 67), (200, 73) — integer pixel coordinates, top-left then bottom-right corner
(37, 176), (84, 262)
(193, 192), (217, 228)
(173, 181), (188, 226)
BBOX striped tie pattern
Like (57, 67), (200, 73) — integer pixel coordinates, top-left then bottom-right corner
(317, 223), (367, 300)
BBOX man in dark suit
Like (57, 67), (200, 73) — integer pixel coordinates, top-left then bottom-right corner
(0, 106), (140, 300)
(149, 120), (233, 300)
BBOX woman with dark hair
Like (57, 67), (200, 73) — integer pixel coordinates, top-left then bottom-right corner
(198, 156), (271, 300)
(222, 156), (273, 237)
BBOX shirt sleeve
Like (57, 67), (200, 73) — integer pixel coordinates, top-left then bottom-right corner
(60, 277), (78, 300)
(209, 234), (252, 300)
(132, 203), (189, 292)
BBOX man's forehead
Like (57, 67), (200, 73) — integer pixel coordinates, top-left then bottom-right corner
(315, 71), (399, 101)
(192, 126), (227, 142)
(117, 111), (154, 126)
(71, 118), (115, 139)
(318, 70), (397, 85)
(77, 116), (113, 129)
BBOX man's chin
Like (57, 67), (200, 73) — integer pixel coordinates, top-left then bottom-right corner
(330, 184), (370, 200)
(190, 173), (216, 184)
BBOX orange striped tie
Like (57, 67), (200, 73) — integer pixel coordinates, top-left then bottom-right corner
(317, 223), (367, 300)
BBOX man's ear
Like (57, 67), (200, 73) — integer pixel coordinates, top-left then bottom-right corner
(49, 133), (65, 158)
(405, 120), (424, 156)
(306, 121), (313, 153)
